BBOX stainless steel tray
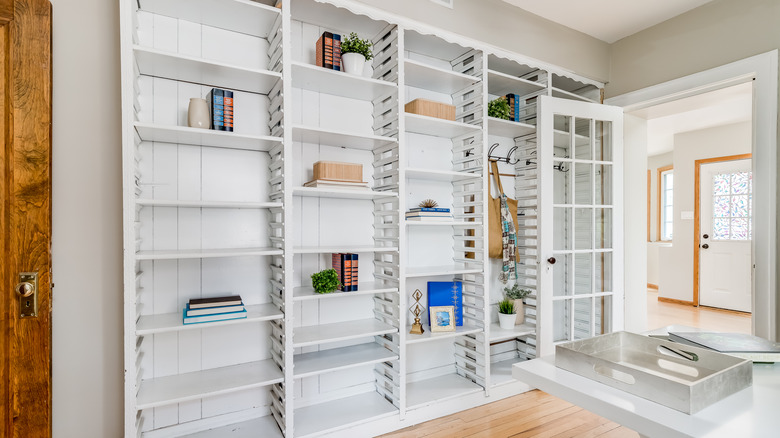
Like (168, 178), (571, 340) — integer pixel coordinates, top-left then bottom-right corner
(555, 331), (752, 414)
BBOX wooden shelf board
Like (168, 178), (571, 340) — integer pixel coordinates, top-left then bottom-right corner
(136, 199), (281, 209)
(404, 59), (480, 94)
(406, 373), (483, 409)
(293, 283), (398, 301)
(136, 303), (283, 336)
(186, 414), (283, 438)
(136, 359), (283, 410)
(405, 325), (483, 345)
(292, 125), (397, 151)
(487, 117), (536, 139)
(293, 187), (398, 200)
(292, 245), (398, 254)
(293, 343), (398, 379)
(294, 391), (398, 438)
(138, 0), (280, 39)
(134, 46), (281, 94)
(293, 318), (397, 348)
(134, 122), (282, 152)
(405, 167), (480, 182)
(491, 358), (525, 387)
(136, 247), (282, 260)
(404, 264), (483, 278)
(291, 61), (396, 100)
(488, 323), (536, 343)
(487, 69), (546, 97)
(404, 113), (481, 138)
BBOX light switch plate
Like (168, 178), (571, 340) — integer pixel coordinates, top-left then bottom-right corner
(681, 211), (694, 220)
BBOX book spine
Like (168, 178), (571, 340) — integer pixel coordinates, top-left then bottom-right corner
(208, 88), (225, 131)
(339, 253), (347, 291)
(223, 90), (234, 132)
(332, 253), (342, 291)
(514, 94), (520, 122)
(350, 253), (358, 291)
(408, 208), (451, 212)
(316, 34), (324, 68)
(343, 253), (352, 291)
(332, 33), (341, 71)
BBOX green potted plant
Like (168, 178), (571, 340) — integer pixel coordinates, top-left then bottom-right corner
(497, 298), (516, 330)
(311, 268), (341, 294)
(488, 97), (511, 120)
(504, 284), (532, 325)
(340, 32), (373, 75)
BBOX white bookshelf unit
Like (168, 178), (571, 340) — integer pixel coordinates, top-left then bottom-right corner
(120, 1), (607, 437)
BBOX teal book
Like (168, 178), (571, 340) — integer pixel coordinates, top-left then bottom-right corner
(427, 281), (463, 326)
(182, 307), (247, 325)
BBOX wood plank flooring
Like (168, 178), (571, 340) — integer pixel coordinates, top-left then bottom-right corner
(646, 289), (751, 333)
(379, 390), (638, 438)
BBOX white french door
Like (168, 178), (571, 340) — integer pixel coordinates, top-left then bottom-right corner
(537, 96), (624, 357)
(699, 159), (752, 312)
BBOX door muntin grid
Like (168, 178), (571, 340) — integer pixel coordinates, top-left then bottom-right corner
(712, 171), (752, 241)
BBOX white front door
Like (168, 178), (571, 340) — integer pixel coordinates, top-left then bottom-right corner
(699, 159), (752, 312)
(537, 96), (624, 356)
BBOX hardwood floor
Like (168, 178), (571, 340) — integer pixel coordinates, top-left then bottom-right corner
(379, 390), (638, 438)
(646, 289), (751, 333)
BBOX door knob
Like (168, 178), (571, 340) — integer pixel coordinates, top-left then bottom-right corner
(547, 257), (556, 265)
(15, 282), (34, 297)
(703, 234), (709, 239)
(701, 244), (709, 249)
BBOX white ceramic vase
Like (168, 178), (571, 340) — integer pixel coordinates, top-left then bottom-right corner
(188, 97), (210, 129)
(498, 312), (516, 330)
(342, 52), (366, 75)
(514, 300), (525, 325)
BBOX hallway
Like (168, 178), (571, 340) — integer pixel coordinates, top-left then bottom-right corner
(646, 289), (751, 333)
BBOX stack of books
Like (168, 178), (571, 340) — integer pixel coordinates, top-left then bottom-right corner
(405, 207), (452, 222)
(207, 88), (234, 132)
(315, 31), (342, 71)
(182, 295), (247, 325)
(331, 253), (359, 291)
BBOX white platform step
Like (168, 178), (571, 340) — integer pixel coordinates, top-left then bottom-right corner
(294, 391), (398, 438)
(293, 319), (397, 348)
(294, 343), (398, 379)
(406, 373), (483, 409)
(136, 303), (283, 336)
(136, 359), (283, 410)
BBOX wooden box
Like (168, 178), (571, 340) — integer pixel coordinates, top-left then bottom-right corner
(312, 160), (363, 182)
(405, 98), (456, 121)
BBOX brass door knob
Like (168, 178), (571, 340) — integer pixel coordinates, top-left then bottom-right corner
(15, 282), (34, 297)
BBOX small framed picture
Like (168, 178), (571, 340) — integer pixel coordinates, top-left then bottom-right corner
(430, 305), (456, 332)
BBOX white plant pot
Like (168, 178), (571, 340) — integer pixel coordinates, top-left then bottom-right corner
(342, 52), (366, 75)
(187, 97), (210, 129)
(514, 300), (525, 325)
(498, 313), (516, 330)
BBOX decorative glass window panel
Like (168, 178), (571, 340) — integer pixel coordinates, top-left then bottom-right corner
(712, 172), (753, 240)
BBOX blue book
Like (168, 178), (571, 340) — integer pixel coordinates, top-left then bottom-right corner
(427, 281), (463, 326)
(332, 33), (341, 71)
(182, 307), (247, 325)
(408, 207), (450, 213)
(207, 88), (225, 131)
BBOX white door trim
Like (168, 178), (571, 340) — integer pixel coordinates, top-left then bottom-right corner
(606, 50), (778, 341)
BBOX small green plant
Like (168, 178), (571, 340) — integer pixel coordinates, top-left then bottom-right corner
(498, 298), (515, 315)
(341, 32), (373, 61)
(504, 284), (532, 301)
(311, 269), (341, 294)
(488, 97), (511, 120)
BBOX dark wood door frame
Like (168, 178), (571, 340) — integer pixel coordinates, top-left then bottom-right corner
(693, 153), (752, 308)
(1, 0), (52, 436)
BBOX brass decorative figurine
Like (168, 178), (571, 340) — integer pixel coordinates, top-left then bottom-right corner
(409, 289), (425, 335)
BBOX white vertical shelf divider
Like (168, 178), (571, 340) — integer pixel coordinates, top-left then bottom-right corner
(480, 53), (492, 394)
(395, 27), (408, 420)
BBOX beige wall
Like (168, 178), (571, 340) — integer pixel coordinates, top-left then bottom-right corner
(648, 152), (674, 242)
(658, 122), (751, 302)
(354, 0), (610, 82)
(606, 0), (780, 97)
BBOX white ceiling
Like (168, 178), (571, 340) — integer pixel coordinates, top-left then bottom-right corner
(501, 0), (713, 43)
(631, 82), (753, 157)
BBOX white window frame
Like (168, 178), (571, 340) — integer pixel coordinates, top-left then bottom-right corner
(661, 169), (673, 241)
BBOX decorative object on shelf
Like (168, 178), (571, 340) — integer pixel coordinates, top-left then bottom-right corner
(332, 253), (359, 291)
(430, 306), (456, 332)
(406, 202), (451, 222)
(428, 281), (463, 326)
(409, 289), (425, 335)
(504, 284), (532, 325)
(187, 98), (210, 129)
(488, 161), (519, 284)
(206, 88), (234, 132)
(488, 97), (510, 120)
(316, 31), (342, 71)
(405, 98), (456, 121)
(340, 32), (373, 75)
(313, 160), (363, 182)
(311, 268), (341, 294)
(497, 299), (516, 330)
(418, 199), (438, 208)
(182, 295), (247, 325)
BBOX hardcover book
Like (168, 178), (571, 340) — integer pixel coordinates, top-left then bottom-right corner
(427, 281), (463, 326)
(343, 253), (353, 291)
(182, 308), (247, 325)
(223, 90), (234, 132)
(315, 31), (334, 69)
(332, 33), (341, 71)
(350, 253), (358, 291)
(207, 88), (225, 131)
(189, 295), (242, 309)
(407, 207), (451, 213)
(185, 303), (245, 317)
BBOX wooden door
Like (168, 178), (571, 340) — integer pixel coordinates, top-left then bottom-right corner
(0, 0), (53, 437)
